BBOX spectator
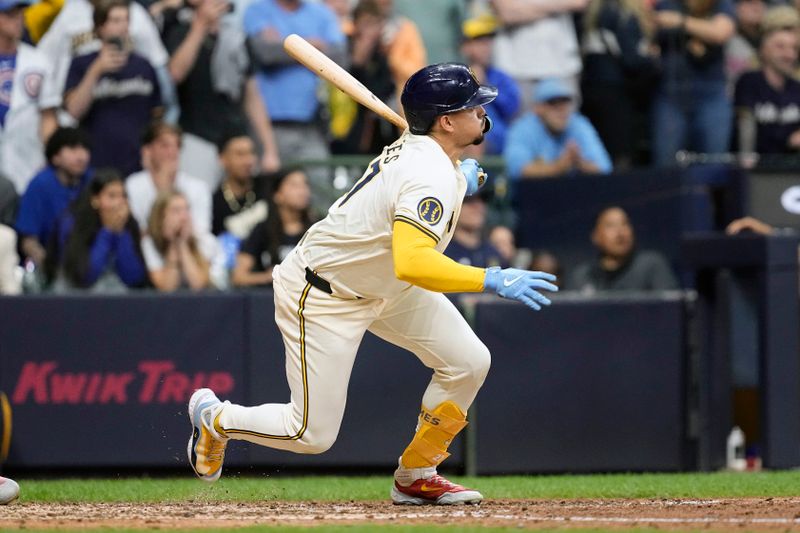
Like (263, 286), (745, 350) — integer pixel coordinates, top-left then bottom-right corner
(371, 0), (426, 91)
(0, 0), (60, 195)
(529, 249), (562, 284)
(64, 0), (163, 177)
(324, 0), (354, 36)
(142, 190), (220, 291)
(0, 223), (20, 294)
(443, 193), (506, 268)
(126, 121), (211, 235)
(460, 13), (520, 157)
(488, 224), (516, 266)
(735, 24), (800, 156)
(581, 0), (659, 169)
(332, 0), (397, 154)
(47, 168), (146, 291)
(395, 0), (463, 64)
(212, 132), (267, 238)
(503, 78), (613, 179)
(725, 0), (765, 88)
(231, 167), (312, 287)
(0, 173), (17, 225)
(491, 0), (588, 107)
(162, 0), (280, 189)
(15, 127), (91, 268)
(36, 0), (177, 121)
(652, 0), (736, 166)
(566, 205), (679, 292)
(244, 0), (345, 204)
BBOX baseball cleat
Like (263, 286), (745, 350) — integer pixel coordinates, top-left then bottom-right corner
(0, 477), (19, 504)
(187, 388), (228, 483)
(391, 474), (483, 505)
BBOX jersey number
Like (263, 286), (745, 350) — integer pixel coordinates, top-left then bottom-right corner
(338, 159), (381, 207)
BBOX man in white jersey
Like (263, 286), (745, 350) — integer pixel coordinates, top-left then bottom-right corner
(187, 63), (558, 505)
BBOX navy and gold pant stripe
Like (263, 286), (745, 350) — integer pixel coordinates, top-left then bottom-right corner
(224, 281), (312, 441)
(395, 215), (440, 244)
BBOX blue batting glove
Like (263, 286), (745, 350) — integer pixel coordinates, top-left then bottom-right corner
(483, 266), (559, 311)
(460, 158), (488, 196)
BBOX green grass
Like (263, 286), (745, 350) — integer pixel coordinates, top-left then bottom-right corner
(14, 471), (800, 503)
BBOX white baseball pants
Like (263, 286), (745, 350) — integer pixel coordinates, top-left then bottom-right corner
(216, 250), (491, 454)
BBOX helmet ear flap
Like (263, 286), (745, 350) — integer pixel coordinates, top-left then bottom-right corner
(483, 115), (493, 134)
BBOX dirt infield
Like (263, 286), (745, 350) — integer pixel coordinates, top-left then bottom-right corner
(1, 498), (800, 530)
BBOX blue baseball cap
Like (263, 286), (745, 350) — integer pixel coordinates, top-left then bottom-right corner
(0, 0), (32, 11)
(533, 78), (574, 104)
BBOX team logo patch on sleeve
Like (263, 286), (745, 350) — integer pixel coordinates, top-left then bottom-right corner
(417, 197), (443, 225)
(23, 71), (43, 99)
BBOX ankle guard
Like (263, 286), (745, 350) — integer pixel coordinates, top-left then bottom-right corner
(400, 401), (467, 469)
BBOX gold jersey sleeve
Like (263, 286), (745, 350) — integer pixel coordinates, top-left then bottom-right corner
(392, 220), (486, 293)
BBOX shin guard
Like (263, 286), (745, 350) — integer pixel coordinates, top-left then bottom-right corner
(400, 401), (467, 469)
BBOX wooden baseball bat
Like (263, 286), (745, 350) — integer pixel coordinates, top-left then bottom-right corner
(283, 33), (409, 131)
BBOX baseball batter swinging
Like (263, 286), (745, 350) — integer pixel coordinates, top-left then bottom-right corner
(188, 63), (558, 505)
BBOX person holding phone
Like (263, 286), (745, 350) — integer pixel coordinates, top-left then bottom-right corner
(162, 0), (281, 191)
(63, 0), (163, 178)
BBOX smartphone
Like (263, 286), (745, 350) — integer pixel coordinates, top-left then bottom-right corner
(106, 36), (124, 51)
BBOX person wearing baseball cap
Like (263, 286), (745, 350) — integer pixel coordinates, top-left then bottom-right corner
(503, 77), (612, 179)
(0, 0), (60, 195)
(0, 0), (31, 11)
(460, 13), (520, 156)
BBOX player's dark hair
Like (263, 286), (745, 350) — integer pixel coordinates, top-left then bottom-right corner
(216, 129), (252, 154)
(45, 127), (91, 165)
(93, 0), (129, 31)
(141, 121), (183, 147)
(262, 167), (313, 267)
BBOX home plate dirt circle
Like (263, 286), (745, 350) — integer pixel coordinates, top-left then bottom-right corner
(1, 498), (799, 530)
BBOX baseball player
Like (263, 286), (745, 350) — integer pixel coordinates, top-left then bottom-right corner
(187, 63), (558, 505)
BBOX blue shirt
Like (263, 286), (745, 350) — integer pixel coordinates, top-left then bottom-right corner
(15, 166), (91, 245)
(244, 0), (343, 122)
(57, 212), (146, 288)
(484, 67), (520, 155)
(503, 112), (613, 179)
(0, 53), (16, 127)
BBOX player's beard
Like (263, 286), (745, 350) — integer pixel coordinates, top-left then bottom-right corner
(471, 132), (485, 146)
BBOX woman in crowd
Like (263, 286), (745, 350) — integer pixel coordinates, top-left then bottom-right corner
(581, 0), (658, 169)
(231, 168), (313, 287)
(47, 169), (147, 292)
(652, 0), (736, 166)
(142, 190), (220, 291)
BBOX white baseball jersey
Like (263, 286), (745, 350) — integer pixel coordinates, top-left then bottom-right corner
(217, 131), (491, 456)
(0, 43), (61, 194)
(300, 132), (467, 300)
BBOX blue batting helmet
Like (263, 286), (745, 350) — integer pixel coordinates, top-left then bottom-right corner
(401, 63), (498, 135)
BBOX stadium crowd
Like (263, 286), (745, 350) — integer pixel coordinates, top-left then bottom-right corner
(0, 0), (796, 295)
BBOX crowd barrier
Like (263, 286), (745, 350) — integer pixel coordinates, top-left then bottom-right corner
(0, 292), (693, 474)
